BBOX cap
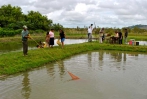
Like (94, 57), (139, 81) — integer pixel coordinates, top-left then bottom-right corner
(23, 25), (27, 29)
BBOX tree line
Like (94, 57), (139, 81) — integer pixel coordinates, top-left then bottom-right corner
(0, 4), (63, 37)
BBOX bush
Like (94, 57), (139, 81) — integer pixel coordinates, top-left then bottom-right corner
(0, 28), (22, 37)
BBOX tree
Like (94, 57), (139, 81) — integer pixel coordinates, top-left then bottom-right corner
(0, 4), (64, 33)
(0, 4), (23, 28)
(26, 11), (52, 30)
(51, 23), (63, 31)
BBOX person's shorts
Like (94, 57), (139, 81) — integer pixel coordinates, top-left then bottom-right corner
(61, 38), (65, 42)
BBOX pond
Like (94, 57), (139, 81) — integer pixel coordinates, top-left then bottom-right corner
(0, 39), (88, 55)
(0, 39), (147, 55)
(0, 51), (147, 99)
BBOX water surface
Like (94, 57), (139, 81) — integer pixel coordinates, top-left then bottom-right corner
(0, 51), (147, 99)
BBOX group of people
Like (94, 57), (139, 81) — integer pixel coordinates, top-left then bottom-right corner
(87, 24), (105, 43)
(21, 25), (65, 56)
(112, 29), (128, 44)
(45, 29), (65, 48)
(21, 24), (128, 56)
(87, 24), (128, 44)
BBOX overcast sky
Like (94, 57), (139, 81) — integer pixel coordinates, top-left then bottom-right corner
(0, 0), (147, 28)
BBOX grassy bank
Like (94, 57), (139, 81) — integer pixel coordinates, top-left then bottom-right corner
(0, 42), (147, 77)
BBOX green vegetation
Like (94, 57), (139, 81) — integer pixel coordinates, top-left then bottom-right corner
(128, 36), (147, 41)
(0, 4), (63, 37)
(0, 42), (147, 77)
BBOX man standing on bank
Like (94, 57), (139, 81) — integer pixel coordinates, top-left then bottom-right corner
(99, 28), (105, 43)
(87, 24), (94, 42)
(118, 31), (123, 44)
(124, 29), (128, 44)
(22, 25), (30, 56)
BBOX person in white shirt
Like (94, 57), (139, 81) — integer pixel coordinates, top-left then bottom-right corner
(87, 24), (94, 42)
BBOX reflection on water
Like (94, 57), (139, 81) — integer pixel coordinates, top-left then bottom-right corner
(58, 61), (66, 79)
(21, 72), (31, 99)
(99, 51), (104, 71)
(46, 63), (56, 80)
(0, 51), (147, 99)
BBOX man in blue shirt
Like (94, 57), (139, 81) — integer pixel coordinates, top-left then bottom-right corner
(22, 25), (30, 56)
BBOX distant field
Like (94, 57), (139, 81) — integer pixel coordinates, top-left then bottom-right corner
(0, 29), (147, 43)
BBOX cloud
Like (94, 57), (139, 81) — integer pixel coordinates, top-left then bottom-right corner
(0, 0), (147, 28)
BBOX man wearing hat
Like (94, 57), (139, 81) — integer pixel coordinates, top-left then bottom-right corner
(22, 25), (30, 56)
